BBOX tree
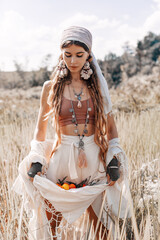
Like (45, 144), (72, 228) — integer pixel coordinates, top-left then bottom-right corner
(152, 46), (160, 62)
(104, 52), (117, 61)
(122, 41), (135, 55)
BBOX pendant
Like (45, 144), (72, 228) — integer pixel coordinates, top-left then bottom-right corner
(79, 139), (84, 149)
(77, 100), (82, 108)
(77, 95), (81, 101)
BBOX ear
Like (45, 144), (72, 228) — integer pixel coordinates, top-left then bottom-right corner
(87, 54), (93, 63)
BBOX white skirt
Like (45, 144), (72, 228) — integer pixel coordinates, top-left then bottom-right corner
(12, 134), (131, 239)
(47, 134), (105, 183)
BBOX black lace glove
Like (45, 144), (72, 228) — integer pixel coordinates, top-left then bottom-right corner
(106, 157), (120, 181)
(27, 162), (42, 178)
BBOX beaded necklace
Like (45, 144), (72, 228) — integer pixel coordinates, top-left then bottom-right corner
(71, 83), (84, 108)
(68, 85), (91, 151)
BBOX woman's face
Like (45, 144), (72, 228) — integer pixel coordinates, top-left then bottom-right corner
(62, 44), (89, 73)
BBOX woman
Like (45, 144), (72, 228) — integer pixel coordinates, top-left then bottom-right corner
(12, 26), (130, 240)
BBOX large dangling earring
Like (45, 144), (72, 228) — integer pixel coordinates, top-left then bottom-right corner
(80, 61), (93, 80)
(57, 60), (68, 78)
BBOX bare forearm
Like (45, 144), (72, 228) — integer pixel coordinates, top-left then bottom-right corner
(33, 112), (49, 141)
(34, 127), (47, 141)
(106, 114), (118, 141)
(107, 125), (118, 140)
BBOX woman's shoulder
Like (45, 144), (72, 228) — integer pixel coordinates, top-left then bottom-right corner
(40, 80), (52, 104)
(42, 80), (52, 95)
(43, 80), (52, 90)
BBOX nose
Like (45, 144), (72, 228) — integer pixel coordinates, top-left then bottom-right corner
(70, 56), (76, 64)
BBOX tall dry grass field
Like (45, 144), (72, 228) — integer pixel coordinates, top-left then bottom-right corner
(0, 104), (160, 239)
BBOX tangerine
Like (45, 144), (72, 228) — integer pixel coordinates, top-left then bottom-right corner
(69, 184), (76, 189)
(62, 183), (69, 190)
(56, 183), (61, 187)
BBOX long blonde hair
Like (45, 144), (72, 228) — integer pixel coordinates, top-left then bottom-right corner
(48, 40), (108, 170)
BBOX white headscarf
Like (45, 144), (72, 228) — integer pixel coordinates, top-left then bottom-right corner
(60, 26), (112, 115)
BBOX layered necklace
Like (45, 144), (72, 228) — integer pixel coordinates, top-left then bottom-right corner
(70, 82), (84, 108)
(68, 85), (91, 151)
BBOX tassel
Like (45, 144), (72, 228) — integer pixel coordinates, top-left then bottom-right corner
(78, 148), (88, 168)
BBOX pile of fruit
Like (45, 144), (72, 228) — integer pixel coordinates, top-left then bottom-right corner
(56, 176), (86, 190)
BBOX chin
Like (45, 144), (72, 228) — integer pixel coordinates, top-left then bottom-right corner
(69, 68), (81, 73)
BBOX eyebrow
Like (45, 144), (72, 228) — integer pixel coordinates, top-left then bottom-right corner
(65, 51), (85, 54)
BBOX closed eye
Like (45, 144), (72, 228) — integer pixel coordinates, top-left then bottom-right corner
(65, 54), (71, 58)
(65, 54), (83, 58)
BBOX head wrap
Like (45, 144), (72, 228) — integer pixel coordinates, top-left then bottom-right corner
(61, 26), (92, 51)
(60, 26), (112, 115)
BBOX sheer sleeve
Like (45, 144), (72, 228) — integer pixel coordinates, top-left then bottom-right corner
(106, 138), (129, 183)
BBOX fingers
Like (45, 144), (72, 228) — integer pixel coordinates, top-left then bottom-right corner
(29, 177), (34, 182)
(29, 172), (41, 182)
(107, 174), (116, 186)
(108, 181), (116, 186)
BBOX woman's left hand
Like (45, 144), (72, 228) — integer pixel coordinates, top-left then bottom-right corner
(107, 174), (116, 186)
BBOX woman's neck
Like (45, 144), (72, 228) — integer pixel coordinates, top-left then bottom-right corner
(70, 72), (81, 83)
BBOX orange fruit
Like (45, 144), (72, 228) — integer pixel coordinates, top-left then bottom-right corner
(69, 184), (76, 189)
(56, 183), (61, 187)
(82, 184), (86, 187)
(62, 183), (69, 190)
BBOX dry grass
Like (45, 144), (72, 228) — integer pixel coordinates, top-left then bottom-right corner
(0, 90), (160, 239)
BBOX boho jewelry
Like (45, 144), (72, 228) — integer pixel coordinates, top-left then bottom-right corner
(68, 85), (92, 154)
(71, 82), (84, 108)
(57, 60), (68, 78)
(80, 61), (93, 80)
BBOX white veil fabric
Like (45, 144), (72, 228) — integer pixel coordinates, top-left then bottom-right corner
(91, 52), (112, 115)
